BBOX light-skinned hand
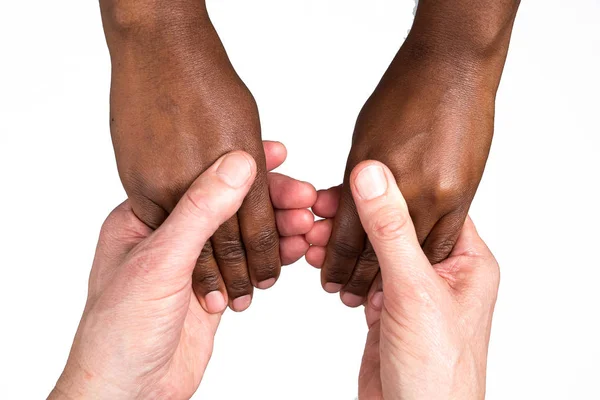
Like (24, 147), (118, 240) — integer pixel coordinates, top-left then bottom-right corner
(307, 161), (500, 399)
(49, 146), (313, 399)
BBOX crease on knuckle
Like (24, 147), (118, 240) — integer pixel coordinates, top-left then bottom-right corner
(330, 240), (362, 261)
(226, 277), (252, 295)
(192, 269), (220, 291)
(427, 238), (457, 264)
(196, 242), (215, 264)
(183, 190), (217, 225)
(369, 207), (410, 242)
(253, 262), (279, 281)
(326, 267), (353, 285)
(247, 229), (279, 254)
(358, 246), (379, 266)
(345, 273), (374, 295)
(216, 240), (246, 263)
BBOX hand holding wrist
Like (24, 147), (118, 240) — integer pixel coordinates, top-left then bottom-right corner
(50, 152), (259, 400)
(307, 161), (499, 399)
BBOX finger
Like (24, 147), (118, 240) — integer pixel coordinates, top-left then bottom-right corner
(365, 272), (383, 329)
(410, 209), (439, 246)
(422, 210), (467, 264)
(128, 194), (169, 230)
(306, 246), (326, 269)
(341, 239), (380, 308)
(268, 173), (317, 209)
(305, 219), (333, 246)
(280, 236), (310, 265)
(192, 242), (228, 314)
(146, 151), (257, 279)
(263, 141), (287, 172)
(312, 186), (342, 219)
(275, 209), (314, 236)
(349, 161), (437, 286)
(321, 182), (365, 293)
(211, 217), (254, 312)
(239, 164), (281, 290)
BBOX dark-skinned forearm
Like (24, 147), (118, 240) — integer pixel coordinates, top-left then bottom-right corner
(99, 0), (208, 36)
(404, 0), (520, 88)
(99, 0), (244, 101)
(99, 0), (226, 62)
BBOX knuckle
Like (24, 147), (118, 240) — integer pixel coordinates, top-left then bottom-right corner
(329, 240), (362, 261)
(358, 245), (379, 265)
(243, 172), (269, 202)
(325, 266), (353, 285)
(252, 262), (279, 282)
(122, 169), (181, 208)
(226, 277), (253, 294)
(424, 178), (465, 205)
(247, 229), (279, 254)
(197, 242), (215, 264)
(427, 238), (457, 264)
(183, 191), (217, 223)
(345, 273), (376, 295)
(192, 269), (221, 292)
(216, 240), (246, 264)
(369, 207), (410, 242)
(345, 252), (379, 295)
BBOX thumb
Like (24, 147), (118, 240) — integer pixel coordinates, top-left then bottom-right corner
(349, 161), (437, 289)
(143, 151), (257, 277)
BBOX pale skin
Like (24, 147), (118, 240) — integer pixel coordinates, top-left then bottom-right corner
(307, 161), (500, 399)
(50, 157), (500, 399)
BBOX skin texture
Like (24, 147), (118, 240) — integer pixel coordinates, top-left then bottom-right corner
(308, 161), (500, 399)
(50, 159), (499, 399)
(320, 0), (520, 306)
(49, 150), (314, 399)
(99, 0), (297, 313)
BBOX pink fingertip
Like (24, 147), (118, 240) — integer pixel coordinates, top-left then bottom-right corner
(232, 295), (252, 312)
(324, 282), (343, 293)
(341, 292), (364, 308)
(257, 278), (276, 290)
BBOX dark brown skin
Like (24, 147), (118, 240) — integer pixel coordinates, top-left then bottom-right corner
(99, 0), (313, 312)
(320, 0), (521, 306)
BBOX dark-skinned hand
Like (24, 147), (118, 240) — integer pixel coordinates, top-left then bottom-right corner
(310, 37), (503, 307)
(100, 2), (316, 313)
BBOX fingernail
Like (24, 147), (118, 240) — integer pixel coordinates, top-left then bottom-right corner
(205, 291), (226, 313)
(217, 152), (253, 188)
(371, 291), (384, 311)
(232, 295), (252, 312)
(324, 282), (343, 293)
(257, 278), (276, 290)
(355, 165), (387, 200)
(341, 292), (364, 308)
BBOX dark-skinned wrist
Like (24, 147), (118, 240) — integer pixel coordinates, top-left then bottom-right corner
(99, 0), (233, 76)
(406, 0), (520, 88)
(100, 0), (209, 43)
(393, 32), (506, 95)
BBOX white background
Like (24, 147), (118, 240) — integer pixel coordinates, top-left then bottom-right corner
(1, 0), (599, 399)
